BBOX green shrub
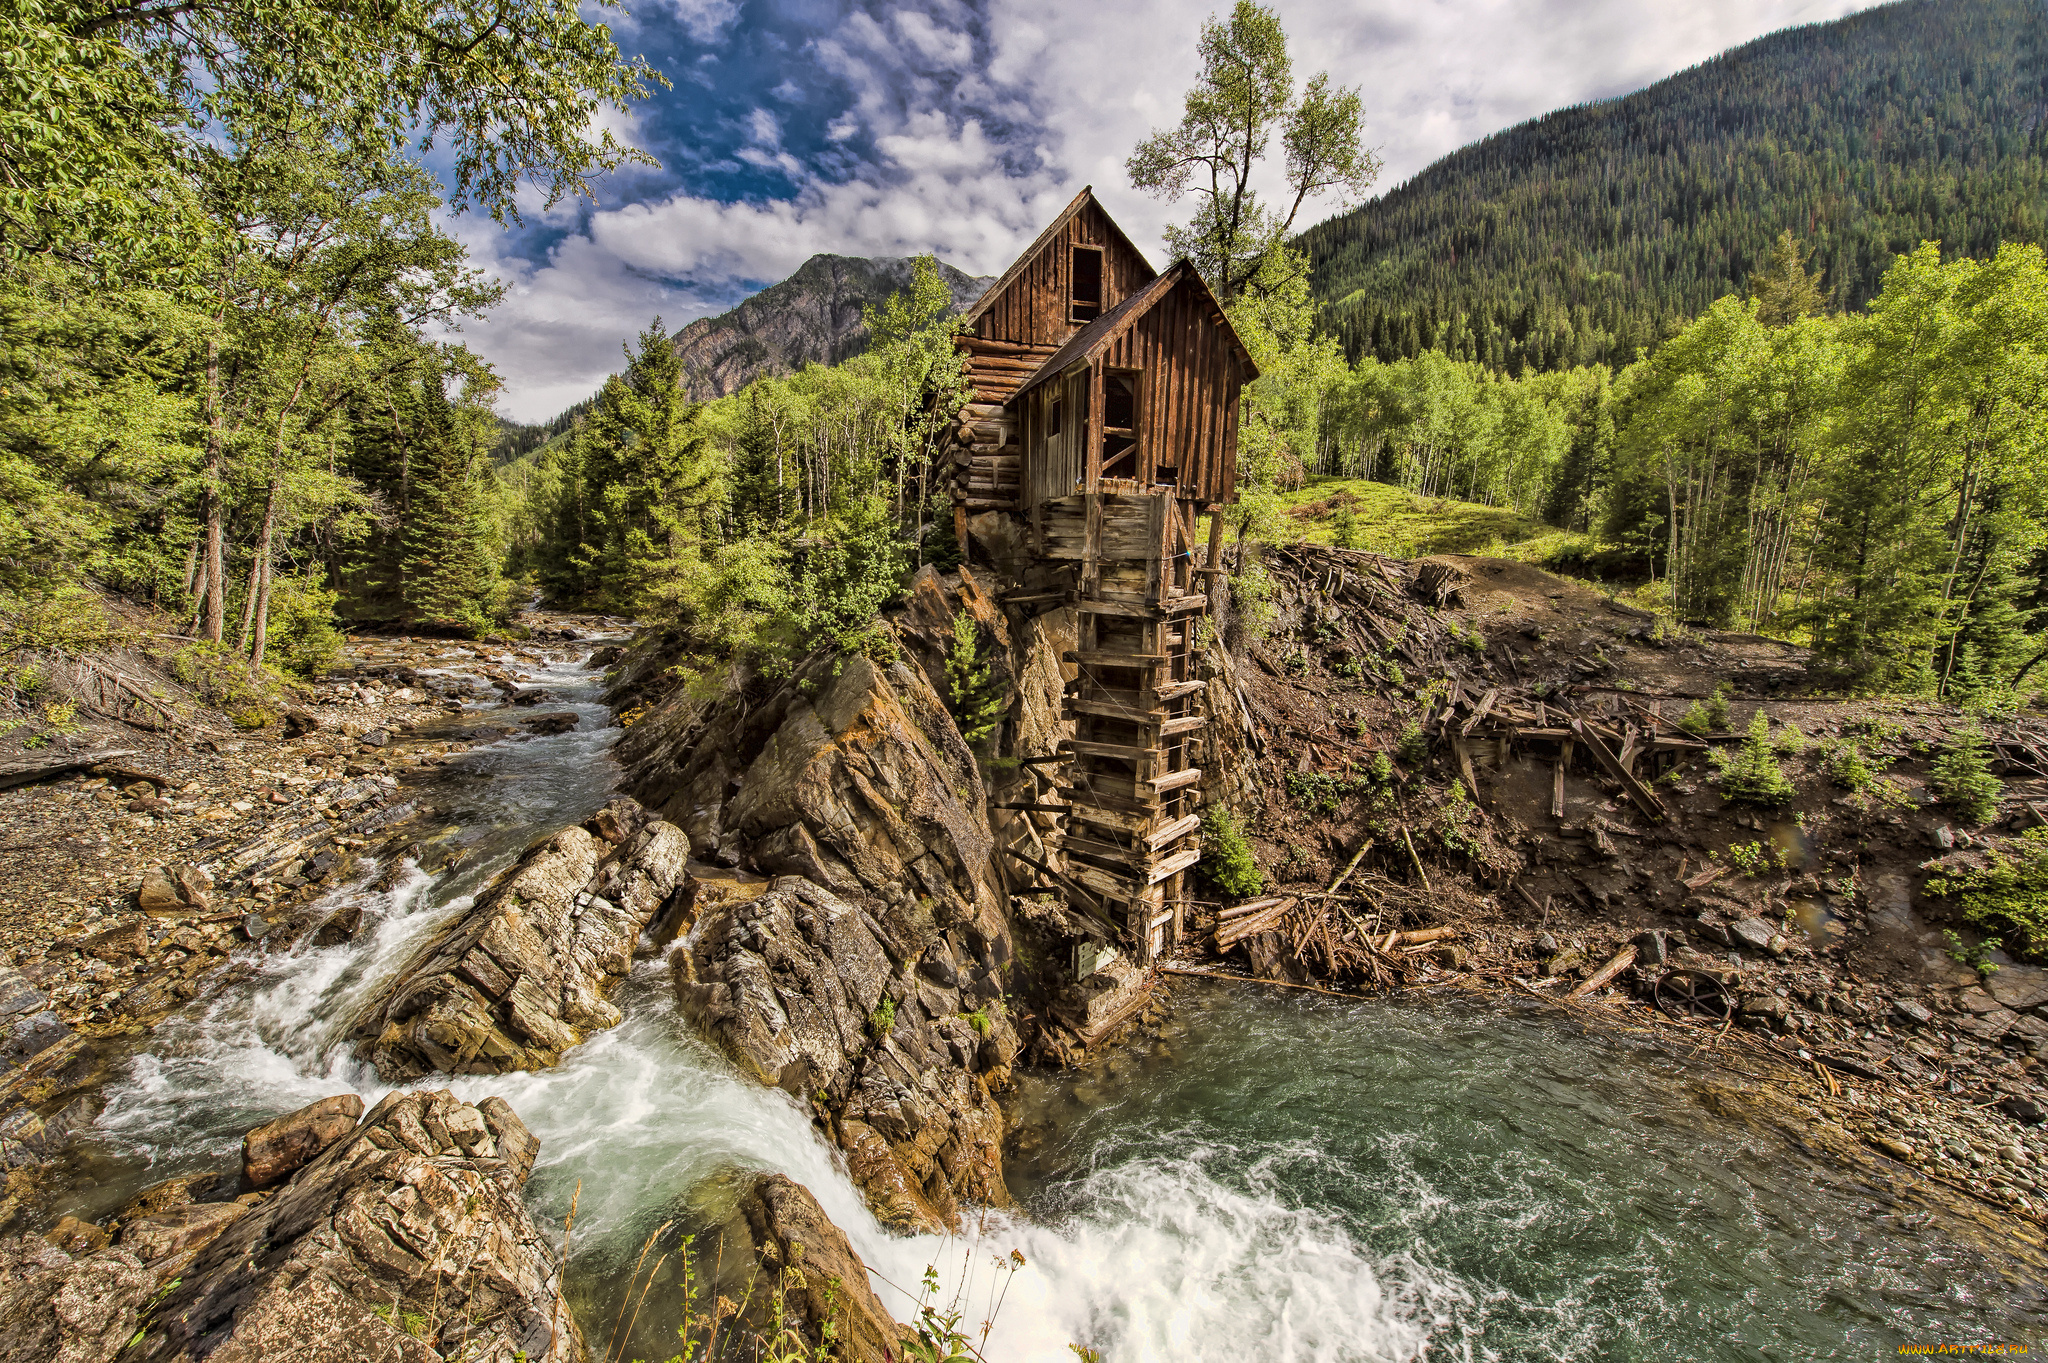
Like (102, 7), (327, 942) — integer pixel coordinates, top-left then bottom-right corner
(1284, 770), (1346, 814)
(1329, 498), (1361, 549)
(1926, 826), (2048, 961)
(1396, 719), (1429, 766)
(1928, 726), (2002, 826)
(265, 571), (344, 678)
(1199, 805), (1264, 897)
(1771, 721), (1807, 756)
(1816, 738), (1874, 791)
(868, 996), (897, 1039)
(1719, 710), (1796, 806)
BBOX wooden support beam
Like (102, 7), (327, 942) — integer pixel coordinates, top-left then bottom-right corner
(999, 845), (1113, 930)
(993, 803), (1068, 813)
(1143, 812), (1202, 851)
(1064, 650), (1166, 669)
(1015, 753), (1068, 767)
(1158, 715), (1208, 738)
(1066, 697), (1168, 724)
(1061, 738), (1163, 762)
(1146, 845), (1202, 885)
(1151, 679), (1208, 702)
(1147, 767), (1203, 794)
(1458, 688), (1499, 738)
(1552, 740), (1572, 820)
(1569, 719), (1668, 822)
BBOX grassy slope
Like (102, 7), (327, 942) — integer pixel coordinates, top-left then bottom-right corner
(1267, 477), (1558, 557)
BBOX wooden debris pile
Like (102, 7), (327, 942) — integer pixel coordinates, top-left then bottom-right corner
(1424, 679), (1712, 824)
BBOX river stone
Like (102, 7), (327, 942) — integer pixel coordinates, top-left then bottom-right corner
(353, 798), (688, 1080)
(120, 1088), (578, 1363)
(1987, 964), (2048, 1012)
(735, 1172), (909, 1362)
(676, 875), (1012, 1234)
(242, 1093), (364, 1188)
(137, 863), (210, 914)
(79, 921), (148, 964)
(1958, 987), (2005, 1014)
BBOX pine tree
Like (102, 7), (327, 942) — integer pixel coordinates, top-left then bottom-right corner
(399, 376), (505, 634)
(1718, 709), (1797, 805)
(1750, 230), (1829, 326)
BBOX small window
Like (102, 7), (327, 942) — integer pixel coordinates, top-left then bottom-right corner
(1049, 396), (1064, 437)
(1070, 246), (1103, 323)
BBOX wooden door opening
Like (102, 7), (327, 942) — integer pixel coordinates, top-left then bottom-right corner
(1101, 369), (1139, 481)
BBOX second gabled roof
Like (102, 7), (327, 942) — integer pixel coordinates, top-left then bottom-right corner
(961, 185), (1158, 330)
(1006, 259), (1260, 405)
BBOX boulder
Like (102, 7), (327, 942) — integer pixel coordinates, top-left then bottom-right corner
(116, 1172), (222, 1221)
(676, 876), (1011, 1234)
(137, 864), (211, 914)
(78, 921), (148, 964)
(617, 607), (1008, 951)
(735, 1173), (908, 1363)
(241, 1093), (364, 1189)
(353, 798), (688, 1079)
(521, 712), (580, 736)
(1729, 917), (1777, 952)
(1892, 998), (1934, 1027)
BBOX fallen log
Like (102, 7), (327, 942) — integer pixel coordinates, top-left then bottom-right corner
(0, 747), (138, 790)
(1217, 896), (1287, 921)
(1327, 839), (1374, 894)
(1568, 944), (1639, 998)
(1390, 927), (1458, 947)
(1214, 897), (1296, 950)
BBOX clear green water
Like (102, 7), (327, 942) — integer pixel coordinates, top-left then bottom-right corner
(994, 980), (2042, 1361)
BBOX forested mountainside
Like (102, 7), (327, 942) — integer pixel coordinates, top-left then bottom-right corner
(670, 253), (992, 401)
(1301, 0), (2048, 374)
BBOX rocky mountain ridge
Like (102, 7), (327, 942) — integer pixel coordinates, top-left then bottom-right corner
(672, 254), (993, 401)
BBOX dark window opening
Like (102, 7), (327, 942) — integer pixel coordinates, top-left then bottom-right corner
(1049, 396), (1064, 437)
(1100, 371), (1138, 479)
(1070, 246), (1104, 323)
(1153, 465), (1179, 486)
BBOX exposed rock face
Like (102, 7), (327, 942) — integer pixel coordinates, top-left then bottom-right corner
(617, 569), (1011, 949)
(131, 1088), (574, 1363)
(735, 1173), (907, 1363)
(354, 798), (688, 1080)
(676, 877), (1019, 1233)
(611, 568), (1061, 1231)
(0, 1091), (567, 1363)
(242, 1094), (365, 1188)
(672, 255), (992, 401)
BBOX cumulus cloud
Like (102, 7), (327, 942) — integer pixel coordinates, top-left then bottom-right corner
(465, 0), (1882, 420)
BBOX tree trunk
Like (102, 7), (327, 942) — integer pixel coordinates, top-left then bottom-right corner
(248, 480), (281, 665)
(201, 339), (226, 644)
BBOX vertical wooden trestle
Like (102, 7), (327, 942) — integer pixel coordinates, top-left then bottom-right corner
(1050, 492), (1214, 963)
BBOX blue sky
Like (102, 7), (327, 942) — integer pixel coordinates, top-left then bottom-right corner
(456, 0), (1883, 421)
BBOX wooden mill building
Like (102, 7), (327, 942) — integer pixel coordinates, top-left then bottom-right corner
(942, 188), (1257, 963)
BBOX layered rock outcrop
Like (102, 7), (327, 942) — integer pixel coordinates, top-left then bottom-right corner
(677, 876), (1020, 1233)
(353, 798), (687, 1080)
(733, 1172), (908, 1363)
(0, 1090), (567, 1363)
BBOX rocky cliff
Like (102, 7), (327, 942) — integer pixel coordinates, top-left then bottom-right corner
(672, 255), (992, 401)
(611, 566), (1067, 1230)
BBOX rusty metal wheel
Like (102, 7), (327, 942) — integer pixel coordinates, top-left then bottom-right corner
(1654, 968), (1732, 1021)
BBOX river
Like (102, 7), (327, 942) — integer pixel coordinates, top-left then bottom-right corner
(56, 646), (2041, 1361)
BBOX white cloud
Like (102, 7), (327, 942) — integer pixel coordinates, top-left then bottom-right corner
(464, 0), (1884, 421)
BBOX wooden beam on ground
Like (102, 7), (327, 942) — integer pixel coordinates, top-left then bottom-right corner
(1569, 945), (1639, 997)
(1552, 739), (1572, 819)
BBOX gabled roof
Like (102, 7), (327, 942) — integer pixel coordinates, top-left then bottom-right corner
(1006, 259), (1259, 404)
(961, 186), (1158, 328)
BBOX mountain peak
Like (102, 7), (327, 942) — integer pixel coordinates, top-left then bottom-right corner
(672, 254), (994, 400)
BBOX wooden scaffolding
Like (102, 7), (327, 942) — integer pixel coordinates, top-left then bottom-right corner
(1040, 492), (1222, 961)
